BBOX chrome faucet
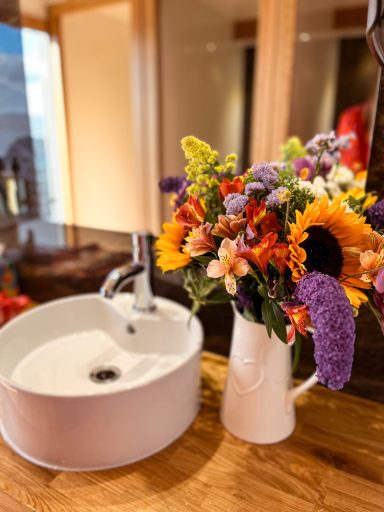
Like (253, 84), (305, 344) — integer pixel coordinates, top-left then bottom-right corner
(100, 231), (156, 312)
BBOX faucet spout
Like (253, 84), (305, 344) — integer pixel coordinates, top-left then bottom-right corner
(99, 231), (156, 312)
(99, 263), (145, 299)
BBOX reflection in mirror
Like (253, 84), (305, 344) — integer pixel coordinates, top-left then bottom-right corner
(159, 0), (259, 219)
(366, 0), (384, 196)
(54, 1), (137, 232)
(290, 0), (379, 173)
(11, 0), (380, 228)
(0, 22), (36, 221)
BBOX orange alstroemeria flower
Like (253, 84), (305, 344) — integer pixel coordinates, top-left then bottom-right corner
(219, 177), (244, 199)
(185, 222), (216, 257)
(238, 233), (278, 275)
(175, 196), (205, 229)
(212, 213), (247, 239)
(282, 303), (310, 338)
(246, 199), (281, 238)
(359, 231), (384, 292)
(272, 243), (290, 274)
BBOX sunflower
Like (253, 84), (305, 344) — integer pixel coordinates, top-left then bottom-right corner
(156, 219), (192, 272)
(288, 195), (372, 308)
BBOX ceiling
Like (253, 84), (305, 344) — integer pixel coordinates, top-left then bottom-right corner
(200, 0), (368, 21)
(20, 0), (369, 21)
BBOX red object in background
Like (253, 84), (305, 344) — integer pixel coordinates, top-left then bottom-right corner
(0, 292), (31, 327)
(336, 102), (370, 172)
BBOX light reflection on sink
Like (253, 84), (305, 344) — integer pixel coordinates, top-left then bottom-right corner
(0, 293), (203, 471)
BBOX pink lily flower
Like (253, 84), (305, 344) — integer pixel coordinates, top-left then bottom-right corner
(206, 238), (249, 295)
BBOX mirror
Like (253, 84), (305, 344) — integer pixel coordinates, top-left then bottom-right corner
(3, 0), (382, 231)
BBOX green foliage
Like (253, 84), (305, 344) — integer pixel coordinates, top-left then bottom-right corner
(281, 136), (307, 163)
(278, 174), (315, 216)
(182, 266), (230, 318)
(261, 299), (287, 343)
(347, 194), (363, 215)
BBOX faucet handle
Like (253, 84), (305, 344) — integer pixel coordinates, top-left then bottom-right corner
(131, 231), (154, 266)
(131, 231), (156, 312)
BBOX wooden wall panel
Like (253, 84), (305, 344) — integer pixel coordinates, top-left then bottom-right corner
(250, 0), (298, 162)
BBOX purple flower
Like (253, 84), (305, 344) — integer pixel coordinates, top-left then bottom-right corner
(366, 199), (384, 230)
(159, 176), (185, 194)
(376, 269), (384, 293)
(306, 131), (336, 155)
(265, 186), (289, 208)
(245, 182), (265, 196)
(293, 157), (315, 181)
(236, 286), (253, 310)
(318, 152), (334, 177)
(174, 181), (189, 208)
(246, 224), (255, 240)
(295, 272), (355, 391)
(335, 132), (356, 150)
(223, 193), (248, 216)
(252, 162), (278, 191)
(271, 161), (287, 171)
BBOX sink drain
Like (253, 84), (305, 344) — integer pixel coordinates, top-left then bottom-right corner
(89, 366), (121, 383)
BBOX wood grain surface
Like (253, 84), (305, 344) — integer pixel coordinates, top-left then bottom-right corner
(0, 352), (383, 511)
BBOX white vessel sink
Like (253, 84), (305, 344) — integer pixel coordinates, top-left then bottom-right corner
(0, 293), (203, 471)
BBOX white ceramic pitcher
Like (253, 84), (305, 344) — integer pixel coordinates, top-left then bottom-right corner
(220, 305), (318, 444)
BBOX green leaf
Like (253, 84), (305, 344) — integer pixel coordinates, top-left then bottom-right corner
(257, 285), (268, 299)
(261, 299), (273, 338)
(206, 292), (231, 305)
(193, 255), (214, 266)
(271, 302), (287, 343)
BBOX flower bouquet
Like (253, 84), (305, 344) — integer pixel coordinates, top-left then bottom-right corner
(156, 132), (384, 397)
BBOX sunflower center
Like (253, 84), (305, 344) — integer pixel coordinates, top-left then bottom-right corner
(301, 226), (343, 278)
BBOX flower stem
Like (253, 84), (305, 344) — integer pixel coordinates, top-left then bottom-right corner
(312, 149), (325, 180)
(284, 197), (290, 236)
(292, 331), (302, 375)
(339, 265), (384, 284)
(367, 298), (381, 325)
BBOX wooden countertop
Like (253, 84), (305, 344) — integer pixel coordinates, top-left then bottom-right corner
(0, 352), (383, 511)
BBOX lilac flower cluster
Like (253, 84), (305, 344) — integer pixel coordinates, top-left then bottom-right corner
(306, 131), (336, 155)
(252, 162), (278, 191)
(245, 182), (265, 195)
(265, 186), (288, 208)
(223, 193), (248, 216)
(366, 199), (384, 230)
(295, 272), (356, 391)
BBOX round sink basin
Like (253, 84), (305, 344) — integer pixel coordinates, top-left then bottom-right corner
(0, 294), (203, 471)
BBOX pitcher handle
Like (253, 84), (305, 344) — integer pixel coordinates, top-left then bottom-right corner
(286, 372), (318, 412)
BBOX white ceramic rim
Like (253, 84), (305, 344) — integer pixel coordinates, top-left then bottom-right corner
(0, 294), (204, 399)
